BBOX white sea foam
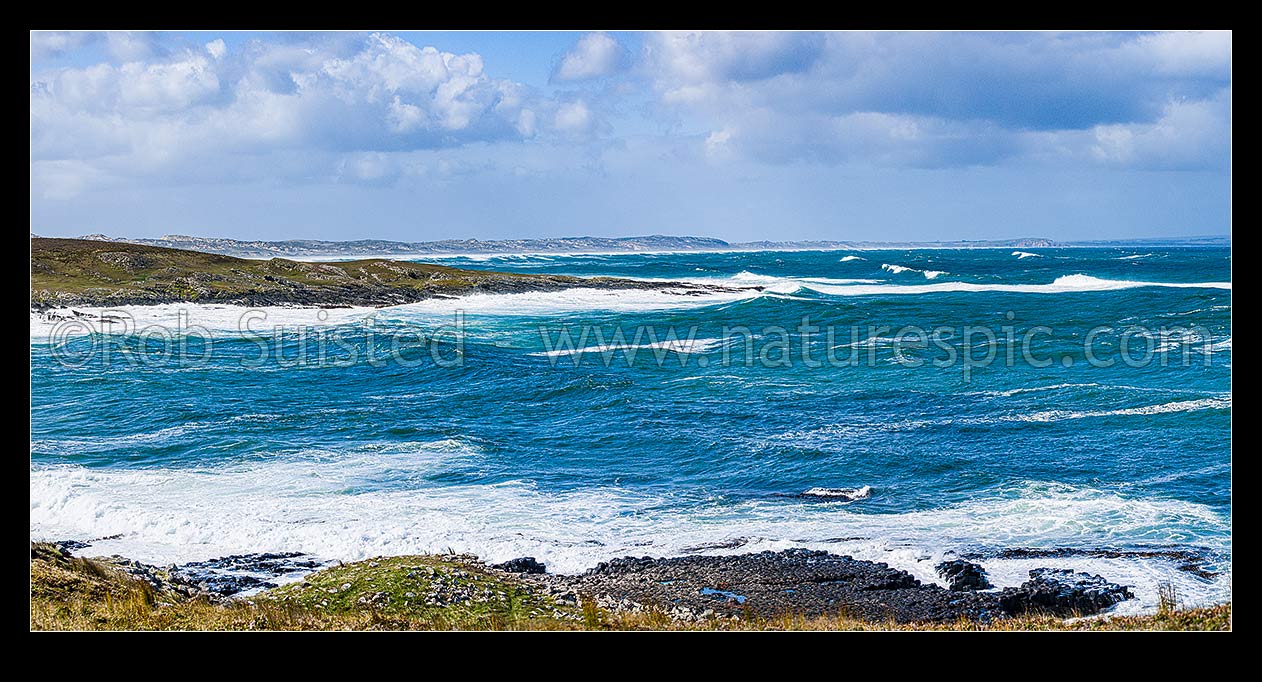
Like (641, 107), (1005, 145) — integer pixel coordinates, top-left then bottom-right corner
(839, 255), (866, 262)
(882, 264), (948, 279)
(1119, 253), (1155, 260)
(799, 274), (1231, 297)
(31, 288), (765, 341)
(1009, 397), (1231, 423)
(970, 383), (1195, 398)
(528, 337), (728, 358)
(28, 461), (1230, 613)
(674, 271), (880, 295)
(1012, 251), (1042, 259)
(801, 485), (873, 500)
(30, 304), (377, 341)
(779, 396), (1231, 443)
(385, 287), (765, 317)
(834, 335), (915, 349)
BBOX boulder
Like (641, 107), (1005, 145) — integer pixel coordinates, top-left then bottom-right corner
(493, 557), (547, 574)
(999, 568), (1133, 616)
(935, 559), (993, 591)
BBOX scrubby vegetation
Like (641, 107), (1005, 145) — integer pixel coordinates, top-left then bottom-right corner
(30, 238), (690, 309)
(30, 544), (1230, 631)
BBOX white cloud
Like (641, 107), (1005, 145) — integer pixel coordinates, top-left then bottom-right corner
(645, 30), (1231, 170)
(554, 32), (627, 82)
(30, 31), (97, 61)
(554, 100), (594, 133)
(1123, 30), (1232, 78)
(205, 39), (226, 60)
(1087, 88), (1231, 169)
(30, 31), (163, 63)
(646, 31), (825, 85)
(29, 32), (610, 198)
(29, 30), (1232, 205)
(104, 31), (162, 62)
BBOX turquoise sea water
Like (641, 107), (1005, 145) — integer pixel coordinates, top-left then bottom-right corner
(29, 247), (1231, 612)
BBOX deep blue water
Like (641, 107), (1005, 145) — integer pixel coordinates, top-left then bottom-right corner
(29, 247), (1231, 612)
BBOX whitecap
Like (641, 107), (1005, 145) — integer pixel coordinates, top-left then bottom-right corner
(801, 486), (873, 501)
(799, 274), (1231, 297)
(28, 464), (1230, 613)
(528, 337), (727, 358)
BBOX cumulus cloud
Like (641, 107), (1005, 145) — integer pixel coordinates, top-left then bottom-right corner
(647, 31), (825, 85)
(31, 31), (98, 61)
(205, 39), (227, 60)
(647, 30), (1231, 170)
(554, 100), (596, 134)
(30, 30), (164, 63)
(1085, 88), (1231, 170)
(29, 30), (1232, 205)
(30, 32), (601, 197)
(554, 32), (628, 82)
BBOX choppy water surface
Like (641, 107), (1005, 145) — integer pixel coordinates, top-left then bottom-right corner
(30, 247), (1231, 613)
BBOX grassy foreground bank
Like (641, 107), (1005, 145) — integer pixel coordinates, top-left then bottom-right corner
(30, 544), (1230, 631)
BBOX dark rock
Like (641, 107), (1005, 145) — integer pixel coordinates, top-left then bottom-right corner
(53, 539), (91, 553)
(178, 552), (323, 576)
(555, 549), (995, 623)
(531, 549), (1143, 624)
(171, 552), (327, 597)
(493, 557), (547, 574)
(968, 546), (1221, 580)
(176, 572), (278, 597)
(936, 559), (993, 591)
(998, 568), (1134, 616)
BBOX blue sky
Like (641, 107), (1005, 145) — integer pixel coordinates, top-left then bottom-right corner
(30, 30), (1231, 242)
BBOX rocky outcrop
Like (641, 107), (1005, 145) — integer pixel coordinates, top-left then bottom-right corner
(47, 540), (1137, 624)
(936, 559), (993, 591)
(171, 552), (327, 597)
(533, 550), (1135, 623)
(540, 549), (1001, 623)
(998, 568), (1134, 617)
(31, 238), (755, 311)
(493, 557), (548, 574)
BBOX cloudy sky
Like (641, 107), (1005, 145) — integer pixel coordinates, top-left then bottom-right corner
(30, 30), (1231, 242)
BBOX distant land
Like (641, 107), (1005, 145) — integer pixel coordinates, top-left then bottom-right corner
(51, 233), (1059, 259)
(30, 238), (741, 310)
(27, 233), (1228, 259)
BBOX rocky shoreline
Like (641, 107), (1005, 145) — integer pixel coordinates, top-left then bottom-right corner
(48, 542), (1139, 624)
(31, 237), (756, 311)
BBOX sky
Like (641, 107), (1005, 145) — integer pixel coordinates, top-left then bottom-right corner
(29, 30), (1231, 243)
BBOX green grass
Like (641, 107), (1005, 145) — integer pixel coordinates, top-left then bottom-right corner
(30, 237), (597, 308)
(257, 554), (582, 629)
(30, 543), (1231, 631)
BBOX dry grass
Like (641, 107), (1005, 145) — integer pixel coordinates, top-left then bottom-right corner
(30, 544), (1230, 631)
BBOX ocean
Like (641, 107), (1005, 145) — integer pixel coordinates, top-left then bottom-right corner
(29, 246), (1232, 614)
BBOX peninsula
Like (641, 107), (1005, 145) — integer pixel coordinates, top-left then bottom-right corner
(30, 238), (744, 310)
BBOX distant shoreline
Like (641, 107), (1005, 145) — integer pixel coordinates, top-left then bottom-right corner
(30, 232), (1230, 262)
(29, 237), (757, 311)
(295, 242), (1231, 263)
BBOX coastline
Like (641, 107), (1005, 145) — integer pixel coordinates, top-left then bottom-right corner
(30, 541), (1230, 631)
(30, 237), (757, 311)
(30, 240), (1232, 631)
